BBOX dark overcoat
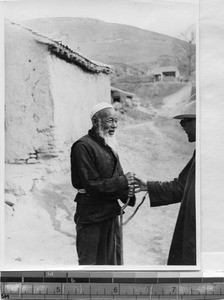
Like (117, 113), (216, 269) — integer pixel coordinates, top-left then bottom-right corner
(147, 151), (196, 265)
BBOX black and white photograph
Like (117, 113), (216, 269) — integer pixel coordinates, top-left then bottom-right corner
(1, 0), (221, 271)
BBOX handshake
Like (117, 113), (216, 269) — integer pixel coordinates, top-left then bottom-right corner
(125, 172), (147, 197)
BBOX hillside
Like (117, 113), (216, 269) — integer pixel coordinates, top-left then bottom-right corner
(20, 17), (195, 102)
(21, 17), (184, 72)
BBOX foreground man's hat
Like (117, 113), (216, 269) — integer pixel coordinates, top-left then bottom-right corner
(173, 99), (196, 119)
(90, 102), (114, 119)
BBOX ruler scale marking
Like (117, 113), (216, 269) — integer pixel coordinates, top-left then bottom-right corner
(1, 272), (224, 299)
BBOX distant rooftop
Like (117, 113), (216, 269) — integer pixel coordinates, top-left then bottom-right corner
(111, 86), (135, 97)
(152, 66), (179, 74)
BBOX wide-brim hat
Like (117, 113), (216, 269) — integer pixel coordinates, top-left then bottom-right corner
(90, 102), (114, 119)
(173, 99), (196, 119)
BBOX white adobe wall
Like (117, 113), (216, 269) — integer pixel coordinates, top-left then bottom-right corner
(48, 55), (111, 156)
(5, 22), (55, 163)
(5, 21), (111, 163)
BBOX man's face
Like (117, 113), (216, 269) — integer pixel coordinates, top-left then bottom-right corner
(180, 118), (196, 142)
(97, 108), (118, 136)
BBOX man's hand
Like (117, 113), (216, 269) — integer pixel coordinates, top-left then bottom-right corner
(134, 176), (147, 193)
(125, 172), (135, 197)
(125, 172), (135, 185)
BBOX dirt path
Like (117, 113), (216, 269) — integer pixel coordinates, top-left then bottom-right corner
(116, 119), (184, 265)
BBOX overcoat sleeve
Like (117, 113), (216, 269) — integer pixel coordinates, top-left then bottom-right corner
(147, 154), (195, 207)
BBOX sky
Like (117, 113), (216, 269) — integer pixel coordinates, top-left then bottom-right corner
(0, 0), (198, 39)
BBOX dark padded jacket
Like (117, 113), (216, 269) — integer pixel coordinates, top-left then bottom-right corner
(70, 129), (135, 224)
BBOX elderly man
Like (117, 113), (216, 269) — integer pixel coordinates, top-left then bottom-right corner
(135, 100), (196, 265)
(70, 102), (135, 265)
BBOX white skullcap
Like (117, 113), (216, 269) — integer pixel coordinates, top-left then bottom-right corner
(173, 100), (196, 119)
(90, 102), (114, 119)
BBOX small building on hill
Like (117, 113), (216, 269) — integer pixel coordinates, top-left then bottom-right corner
(5, 20), (113, 163)
(151, 66), (180, 82)
(111, 86), (135, 104)
(111, 86), (137, 111)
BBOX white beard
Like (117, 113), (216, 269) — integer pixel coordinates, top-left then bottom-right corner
(104, 134), (119, 155)
(98, 126), (119, 155)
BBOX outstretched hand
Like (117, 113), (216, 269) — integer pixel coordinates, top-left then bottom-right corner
(134, 176), (147, 193)
(125, 172), (148, 196)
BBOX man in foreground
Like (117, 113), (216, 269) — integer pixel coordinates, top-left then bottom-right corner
(135, 100), (196, 265)
(70, 102), (135, 265)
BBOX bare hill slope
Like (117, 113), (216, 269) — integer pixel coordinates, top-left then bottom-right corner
(21, 17), (181, 67)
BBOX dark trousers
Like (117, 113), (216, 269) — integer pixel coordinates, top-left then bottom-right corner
(76, 217), (121, 265)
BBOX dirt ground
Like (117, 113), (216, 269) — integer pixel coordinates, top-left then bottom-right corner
(4, 106), (195, 268)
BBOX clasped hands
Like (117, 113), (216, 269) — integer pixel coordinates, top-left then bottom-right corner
(125, 172), (147, 197)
